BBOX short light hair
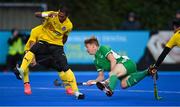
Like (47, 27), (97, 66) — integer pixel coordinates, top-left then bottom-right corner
(84, 36), (99, 46)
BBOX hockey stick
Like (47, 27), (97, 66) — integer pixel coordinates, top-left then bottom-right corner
(53, 79), (104, 86)
(153, 73), (162, 100)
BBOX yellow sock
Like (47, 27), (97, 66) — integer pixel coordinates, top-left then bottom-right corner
(65, 69), (79, 92)
(23, 68), (29, 83)
(20, 51), (34, 72)
(58, 71), (71, 89)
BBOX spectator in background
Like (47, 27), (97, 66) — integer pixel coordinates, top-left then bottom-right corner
(120, 12), (142, 30)
(6, 28), (25, 71)
(167, 10), (180, 30)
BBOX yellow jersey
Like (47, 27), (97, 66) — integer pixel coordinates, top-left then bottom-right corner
(24, 25), (43, 51)
(40, 11), (73, 46)
(166, 30), (180, 48)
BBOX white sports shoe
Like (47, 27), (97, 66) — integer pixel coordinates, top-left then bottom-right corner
(74, 91), (85, 99)
(14, 64), (24, 80)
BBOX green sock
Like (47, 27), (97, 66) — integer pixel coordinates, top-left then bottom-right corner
(126, 70), (148, 87)
(109, 75), (118, 91)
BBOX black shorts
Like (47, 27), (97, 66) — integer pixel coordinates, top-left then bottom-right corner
(29, 41), (70, 71)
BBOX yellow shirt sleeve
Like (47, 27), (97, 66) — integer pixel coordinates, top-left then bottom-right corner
(166, 32), (178, 48)
(65, 22), (73, 36)
(24, 25), (43, 51)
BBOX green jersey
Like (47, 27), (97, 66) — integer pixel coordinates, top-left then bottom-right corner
(94, 45), (130, 72)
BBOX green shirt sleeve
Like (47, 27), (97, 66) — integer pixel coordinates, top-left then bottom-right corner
(95, 63), (103, 72)
(100, 45), (112, 57)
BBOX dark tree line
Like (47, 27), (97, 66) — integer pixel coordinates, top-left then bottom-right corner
(1, 0), (180, 30)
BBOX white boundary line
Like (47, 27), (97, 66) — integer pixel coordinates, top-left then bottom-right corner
(1, 86), (180, 94)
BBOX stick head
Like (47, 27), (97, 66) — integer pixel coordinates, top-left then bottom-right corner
(54, 79), (59, 86)
(155, 96), (162, 100)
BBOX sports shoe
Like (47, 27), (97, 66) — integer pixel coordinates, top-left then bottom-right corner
(66, 87), (74, 95)
(13, 64), (24, 80)
(24, 83), (32, 95)
(74, 91), (85, 99)
(96, 82), (113, 97)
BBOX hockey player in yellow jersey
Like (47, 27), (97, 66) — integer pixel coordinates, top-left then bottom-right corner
(14, 6), (84, 99)
(17, 25), (74, 96)
(148, 19), (180, 75)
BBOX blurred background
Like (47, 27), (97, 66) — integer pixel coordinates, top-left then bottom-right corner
(0, 0), (180, 72)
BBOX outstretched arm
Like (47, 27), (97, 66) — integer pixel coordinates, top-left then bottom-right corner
(86, 71), (104, 86)
(148, 46), (171, 76)
(34, 12), (44, 17)
(154, 47), (171, 68)
(34, 12), (57, 18)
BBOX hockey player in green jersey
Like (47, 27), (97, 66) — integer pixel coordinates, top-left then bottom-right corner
(84, 36), (153, 97)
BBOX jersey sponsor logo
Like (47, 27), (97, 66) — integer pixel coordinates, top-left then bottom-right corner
(62, 26), (66, 31)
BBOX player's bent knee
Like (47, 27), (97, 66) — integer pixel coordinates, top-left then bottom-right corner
(62, 65), (70, 72)
(121, 80), (128, 89)
(120, 76), (130, 89)
(56, 65), (70, 72)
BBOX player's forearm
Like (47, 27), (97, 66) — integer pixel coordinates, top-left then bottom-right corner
(155, 47), (171, 68)
(35, 12), (43, 17)
(95, 76), (104, 82)
(35, 12), (48, 18)
(95, 71), (104, 82)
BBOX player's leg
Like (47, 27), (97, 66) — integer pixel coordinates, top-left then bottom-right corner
(121, 70), (148, 89)
(58, 71), (74, 95)
(51, 46), (84, 99)
(120, 60), (148, 89)
(64, 68), (85, 99)
(37, 54), (74, 95)
(14, 42), (45, 79)
(58, 68), (84, 99)
(14, 51), (34, 80)
(20, 51), (34, 72)
(23, 67), (32, 95)
(96, 63), (127, 96)
(96, 60), (148, 96)
(13, 53), (33, 95)
(64, 69), (78, 92)
(108, 63), (127, 91)
(15, 53), (37, 95)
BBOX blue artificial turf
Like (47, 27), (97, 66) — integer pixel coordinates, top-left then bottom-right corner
(0, 71), (180, 106)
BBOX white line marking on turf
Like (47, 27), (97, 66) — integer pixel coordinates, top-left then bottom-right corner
(1, 86), (180, 94)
